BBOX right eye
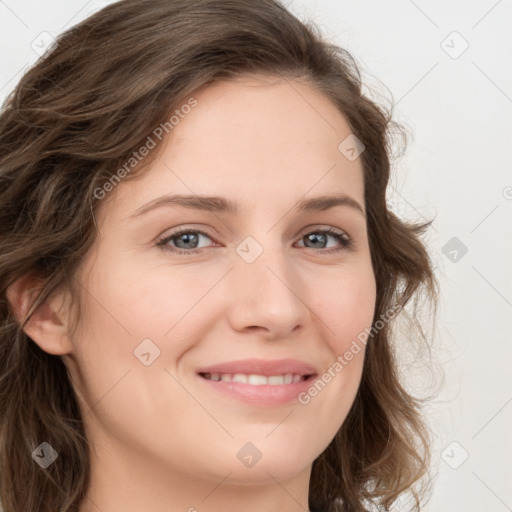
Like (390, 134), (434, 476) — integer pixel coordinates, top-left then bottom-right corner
(156, 228), (219, 255)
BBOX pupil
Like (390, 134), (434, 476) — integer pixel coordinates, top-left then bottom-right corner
(306, 233), (326, 248)
(177, 233), (198, 249)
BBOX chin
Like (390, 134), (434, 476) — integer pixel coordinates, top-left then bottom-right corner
(222, 455), (312, 485)
(216, 434), (319, 485)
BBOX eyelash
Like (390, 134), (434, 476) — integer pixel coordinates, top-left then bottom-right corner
(156, 226), (353, 256)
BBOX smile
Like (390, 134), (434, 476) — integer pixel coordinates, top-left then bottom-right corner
(199, 372), (311, 385)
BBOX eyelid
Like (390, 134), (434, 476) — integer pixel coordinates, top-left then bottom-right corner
(156, 226), (219, 248)
(297, 224), (349, 239)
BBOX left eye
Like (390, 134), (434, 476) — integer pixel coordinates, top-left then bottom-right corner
(296, 228), (352, 252)
(157, 227), (352, 255)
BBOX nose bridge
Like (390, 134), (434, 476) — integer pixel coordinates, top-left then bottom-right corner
(236, 231), (292, 288)
(227, 231), (310, 337)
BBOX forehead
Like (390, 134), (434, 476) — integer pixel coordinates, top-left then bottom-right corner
(108, 75), (365, 217)
(170, 74), (357, 166)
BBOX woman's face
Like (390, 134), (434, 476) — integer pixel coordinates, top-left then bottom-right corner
(63, 75), (376, 495)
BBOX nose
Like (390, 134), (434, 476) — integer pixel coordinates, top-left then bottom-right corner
(225, 240), (311, 341)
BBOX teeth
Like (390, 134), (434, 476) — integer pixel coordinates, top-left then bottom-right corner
(248, 374), (267, 385)
(202, 372), (305, 385)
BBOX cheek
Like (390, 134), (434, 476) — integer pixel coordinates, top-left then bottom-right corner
(299, 266), (375, 415)
(79, 255), (377, 373)
(77, 249), (207, 340)
(67, 256), (219, 409)
(315, 266), (377, 353)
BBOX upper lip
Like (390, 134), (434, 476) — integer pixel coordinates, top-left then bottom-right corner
(197, 358), (318, 377)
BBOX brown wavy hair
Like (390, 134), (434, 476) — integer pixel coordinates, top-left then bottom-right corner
(0, 1), (437, 511)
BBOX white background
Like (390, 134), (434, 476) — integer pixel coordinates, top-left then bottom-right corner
(1, 1), (511, 510)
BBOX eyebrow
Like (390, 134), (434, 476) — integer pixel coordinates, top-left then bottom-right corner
(129, 193), (366, 218)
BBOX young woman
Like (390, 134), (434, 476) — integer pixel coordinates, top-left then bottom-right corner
(0, 1), (436, 511)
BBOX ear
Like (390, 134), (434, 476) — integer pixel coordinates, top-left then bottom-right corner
(5, 272), (74, 356)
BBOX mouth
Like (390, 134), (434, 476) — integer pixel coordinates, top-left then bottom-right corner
(198, 372), (315, 385)
(195, 358), (318, 406)
(199, 372), (314, 386)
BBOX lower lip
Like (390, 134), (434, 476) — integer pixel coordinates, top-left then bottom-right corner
(197, 374), (315, 406)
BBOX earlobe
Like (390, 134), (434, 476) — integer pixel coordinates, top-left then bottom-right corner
(5, 272), (74, 356)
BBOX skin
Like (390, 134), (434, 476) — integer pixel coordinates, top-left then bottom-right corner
(8, 74), (376, 512)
